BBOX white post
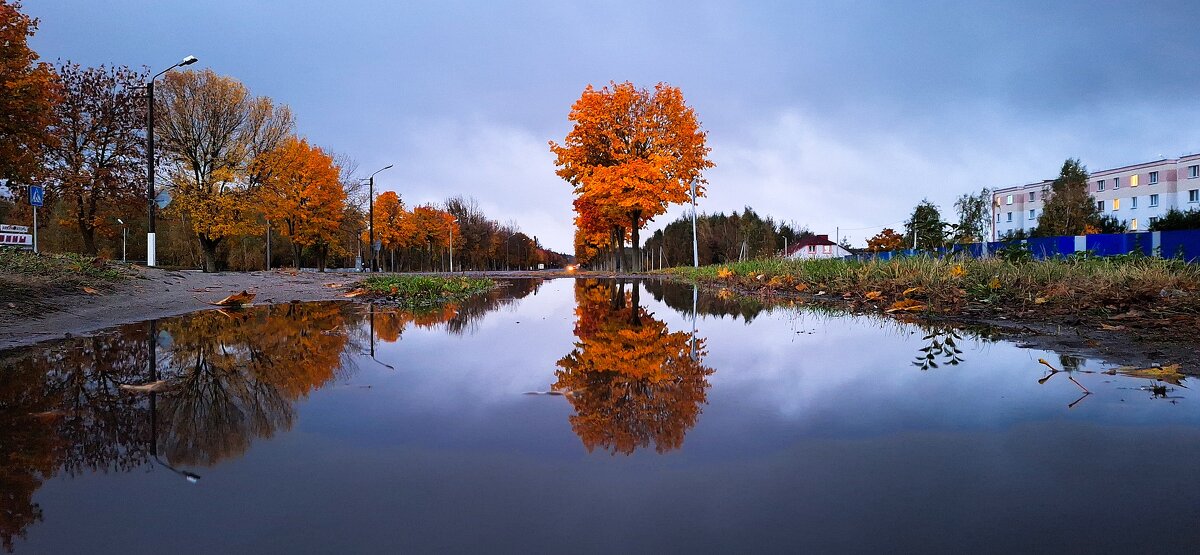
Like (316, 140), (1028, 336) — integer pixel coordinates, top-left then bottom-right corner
(147, 232), (155, 266)
(32, 205), (38, 254)
(122, 226), (127, 262)
(690, 179), (699, 268)
(449, 225), (454, 273)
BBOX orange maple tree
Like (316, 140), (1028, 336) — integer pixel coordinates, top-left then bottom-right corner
(0, 1), (59, 187)
(867, 228), (906, 253)
(256, 136), (346, 271)
(551, 82), (713, 270)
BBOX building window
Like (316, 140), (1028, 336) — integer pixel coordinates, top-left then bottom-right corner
(1114, 177), (1120, 189)
(1028, 191), (1035, 202)
(822, 245), (832, 254)
(1150, 216), (1159, 226)
(1006, 212), (1013, 222)
(1131, 196), (1138, 209)
(1190, 165), (1199, 179)
(1097, 200), (1105, 211)
(1097, 179), (1105, 191)
(1191, 189), (1199, 203)
(1149, 171), (1158, 184)
(1005, 194), (1013, 205)
(1113, 198), (1120, 210)
(808, 245), (816, 253)
(1150, 194), (1159, 207)
(1130, 174), (1139, 187)
(1131, 218), (1138, 231)
(1029, 209), (1035, 219)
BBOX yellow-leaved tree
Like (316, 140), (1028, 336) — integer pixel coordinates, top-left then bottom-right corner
(154, 69), (293, 272)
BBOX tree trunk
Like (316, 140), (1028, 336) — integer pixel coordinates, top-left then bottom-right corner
(292, 242), (303, 269)
(198, 234), (222, 273)
(629, 211), (641, 272)
(316, 243), (328, 272)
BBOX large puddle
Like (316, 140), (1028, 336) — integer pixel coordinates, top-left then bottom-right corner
(2, 278), (1199, 552)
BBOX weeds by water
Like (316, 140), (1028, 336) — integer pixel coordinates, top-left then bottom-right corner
(661, 255), (1200, 321)
(361, 275), (495, 309)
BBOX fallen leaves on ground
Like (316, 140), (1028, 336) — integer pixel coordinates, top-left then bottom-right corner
(794, 283), (808, 293)
(207, 290), (256, 307)
(716, 267), (734, 279)
(864, 291), (883, 301)
(81, 286), (99, 295)
(342, 288), (368, 298)
(901, 286), (923, 297)
(887, 299), (927, 313)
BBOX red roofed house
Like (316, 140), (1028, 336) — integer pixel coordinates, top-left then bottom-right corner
(784, 234), (851, 260)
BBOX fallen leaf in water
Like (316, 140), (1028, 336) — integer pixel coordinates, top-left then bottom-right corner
(864, 291), (883, 301)
(119, 380), (173, 394)
(82, 286), (100, 295)
(1114, 364), (1187, 386)
(343, 288), (368, 298)
(886, 299), (927, 313)
(207, 290), (256, 306)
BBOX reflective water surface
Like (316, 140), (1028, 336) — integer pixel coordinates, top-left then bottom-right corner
(3, 278), (1200, 553)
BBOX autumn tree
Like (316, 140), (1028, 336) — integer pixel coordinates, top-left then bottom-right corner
(0, 1), (59, 187)
(154, 69), (293, 272)
(1035, 158), (1099, 237)
(256, 136), (345, 270)
(551, 82), (713, 271)
(866, 228), (906, 252)
(43, 62), (146, 254)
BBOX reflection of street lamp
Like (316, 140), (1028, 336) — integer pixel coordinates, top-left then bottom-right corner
(117, 218), (127, 262)
(145, 318), (200, 484)
(367, 165), (393, 272)
(146, 54), (198, 267)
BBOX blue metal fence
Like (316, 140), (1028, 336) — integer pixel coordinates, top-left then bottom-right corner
(858, 230), (1200, 263)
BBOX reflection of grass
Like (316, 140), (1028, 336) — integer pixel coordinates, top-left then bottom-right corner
(361, 275), (495, 309)
(661, 256), (1200, 319)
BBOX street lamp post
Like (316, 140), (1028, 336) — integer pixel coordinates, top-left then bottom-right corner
(117, 218), (127, 262)
(689, 178), (699, 268)
(367, 165), (393, 272)
(145, 55), (198, 267)
(449, 218), (458, 272)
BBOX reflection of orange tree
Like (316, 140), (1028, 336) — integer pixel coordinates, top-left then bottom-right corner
(0, 355), (60, 553)
(157, 302), (356, 466)
(555, 280), (713, 455)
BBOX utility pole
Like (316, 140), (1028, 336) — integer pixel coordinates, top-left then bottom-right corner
(145, 55), (198, 267)
(690, 179), (699, 267)
(366, 165), (393, 272)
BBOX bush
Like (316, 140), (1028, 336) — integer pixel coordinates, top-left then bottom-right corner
(1149, 208), (1200, 232)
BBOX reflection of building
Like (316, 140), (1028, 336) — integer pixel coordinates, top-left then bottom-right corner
(555, 280), (713, 455)
(992, 154), (1200, 237)
(785, 235), (850, 259)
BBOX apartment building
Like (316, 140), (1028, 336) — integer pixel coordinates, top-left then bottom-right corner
(992, 153), (1200, 238)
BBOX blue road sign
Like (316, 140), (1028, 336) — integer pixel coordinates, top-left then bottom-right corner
(29, 185), (44, 207)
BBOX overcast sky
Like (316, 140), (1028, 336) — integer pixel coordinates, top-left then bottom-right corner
(24, 0), (1200, 250)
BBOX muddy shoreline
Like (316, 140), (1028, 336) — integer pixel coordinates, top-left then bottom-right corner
(2, 268), (1196, 374)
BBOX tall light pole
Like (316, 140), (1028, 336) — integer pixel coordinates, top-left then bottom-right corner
(117, 218), (127, 262)
(448, 222), (453, 272)
(367, 164), (393, 272)
(145, 54), (198, 267)
(690, 178), (699, 268)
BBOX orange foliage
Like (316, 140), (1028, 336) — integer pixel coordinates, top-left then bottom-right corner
(554, 280), (713, 454)
(867, 228), (906, 253)
(256, 136), (346, 269)
(551, 82), (713, 266)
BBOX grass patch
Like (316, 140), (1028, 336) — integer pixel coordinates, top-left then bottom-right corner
(0, 248), (131, 304)
(660, 255), (1200, 319)
(361, 275), (495, 309)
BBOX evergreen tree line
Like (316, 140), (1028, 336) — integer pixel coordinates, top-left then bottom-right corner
(637, 207), (812, 269)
